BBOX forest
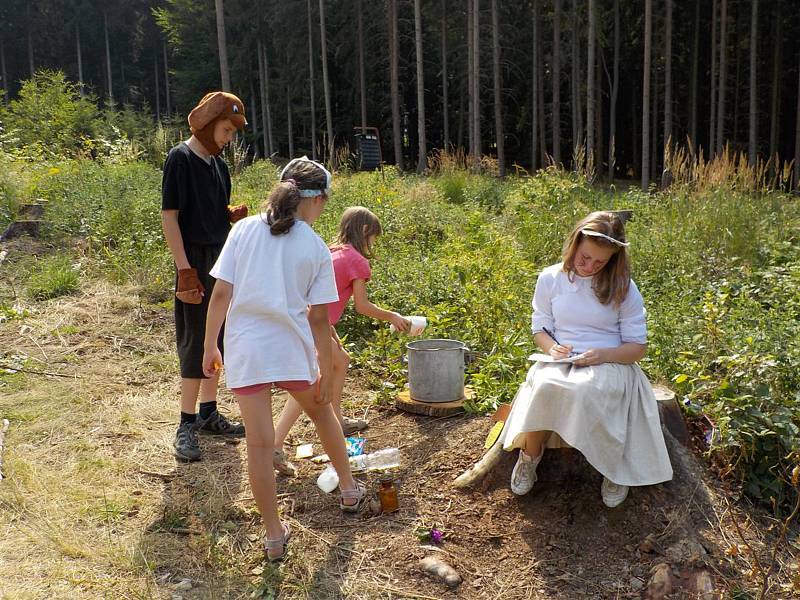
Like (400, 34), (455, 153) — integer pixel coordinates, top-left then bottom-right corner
(1, 0), (800, 186)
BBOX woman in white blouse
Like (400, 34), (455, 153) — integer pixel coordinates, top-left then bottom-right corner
(500, 211), (672, 507)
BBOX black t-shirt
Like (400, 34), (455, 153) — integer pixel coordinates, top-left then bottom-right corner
(161, 142), (232, 246)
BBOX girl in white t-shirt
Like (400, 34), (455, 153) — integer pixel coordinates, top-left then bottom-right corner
(202, 158), (367, 562)
(499, 211), (672, 507)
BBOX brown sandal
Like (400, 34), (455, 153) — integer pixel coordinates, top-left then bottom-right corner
(339, 480), (368, 513)
(264, 522), (291, 562)
(272, 448), (297, 477)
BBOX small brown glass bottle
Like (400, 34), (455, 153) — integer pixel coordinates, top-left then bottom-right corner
(378, 478), (399, 513)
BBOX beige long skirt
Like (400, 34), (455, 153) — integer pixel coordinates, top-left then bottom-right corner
(499, 361), (673, 487)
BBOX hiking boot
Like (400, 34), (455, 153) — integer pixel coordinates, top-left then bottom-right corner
(510, 448), (544, 496)
(601, 477), (630, 507)
(341, 416), (369, 436)
(174, 421), (201, 462)
(197, 409), (245, 436)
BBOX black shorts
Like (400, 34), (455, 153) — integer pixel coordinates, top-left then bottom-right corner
(174, 243), (224, 379)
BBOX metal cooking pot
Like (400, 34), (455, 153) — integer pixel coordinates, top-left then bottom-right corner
(406, 339), (468, 403)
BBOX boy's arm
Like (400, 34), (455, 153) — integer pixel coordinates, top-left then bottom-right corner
(161, 210), (191, 270)
(308, 304), (333, 405)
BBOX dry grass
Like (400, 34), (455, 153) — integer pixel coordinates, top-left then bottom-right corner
(1, 244), (797, 599)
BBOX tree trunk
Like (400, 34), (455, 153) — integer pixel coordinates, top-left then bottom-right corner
(552, 0), (561, 165)
(441, 0), (450, 148)
(537, 12), (547, 163)
(104, 10), (113, 104)
(257, 39), (270, 157)
(570, 0), (580, 156)
(389, 0), (402, 169)
(652, 55), (658, 177)
(467, 0), (475, 157)
(664, 0), (672, 150)
(414, 0), (427, 173)
(595, 50), (603, 170)
(163, 41), (171, 117)
(154, 52), (161, 121)
(733, 5), (744, 148)
(0, 39), (7, 103)
(586, 0), (596, 167)
(641, 0), (652, 190)
(473, 0), (481, 165)
(214, 0), (231, 91)
(27, 2), (34, 78)
(716, 0), (728, 154)
(491, 0), (504, 176)
(710, 0), (718, 155)
(287, 84), (295, 157)
(262, 40), (275, 156)
(794, 54), (800, 188)
(769, 5), (781, 162)
(319, 0), (335, 161)
(532, 0), (540, 170)
(748, 0), (758, 164)
(249, 78), (259, 159)
(357, 0), (367, 132)
(609, 0), (619, 181)
(307, 0), (318, 160)
(76, 21), (84, 97)
(689, 0), (699, 152)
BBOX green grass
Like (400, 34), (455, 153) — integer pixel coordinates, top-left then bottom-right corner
(3, 151), (799, 509)
(26, 255), (79, 300)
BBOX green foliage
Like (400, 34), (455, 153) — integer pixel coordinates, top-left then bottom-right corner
(26, 256), (80, 301)
(0, 71), (100, 158)
(4, 149), (799, 509)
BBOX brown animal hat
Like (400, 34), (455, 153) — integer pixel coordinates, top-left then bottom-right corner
(188, 92), (247, 155)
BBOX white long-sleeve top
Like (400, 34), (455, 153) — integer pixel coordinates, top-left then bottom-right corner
(531, 262), (647, 354)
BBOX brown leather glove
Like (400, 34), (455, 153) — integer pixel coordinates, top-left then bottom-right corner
(176, 268), (205, 304)
(228, 203), (248, 223)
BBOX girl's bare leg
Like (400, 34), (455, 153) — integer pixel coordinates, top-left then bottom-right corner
(274, 335), (351, 448)
(330, 337), (350, 424)
(235, 389), (284, 553)
(524, 430), (551, 458)
(289, 386), (359, 502)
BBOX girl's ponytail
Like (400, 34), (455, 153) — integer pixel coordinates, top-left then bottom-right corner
(266, 180), (302, 235)
(260, 158), (331, 236)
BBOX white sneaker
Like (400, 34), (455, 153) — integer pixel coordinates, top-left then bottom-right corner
(510, 449), (543, 496)
(601, 477), (629, 507)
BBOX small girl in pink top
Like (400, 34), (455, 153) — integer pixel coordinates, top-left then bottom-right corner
(272, 206), (409, 475)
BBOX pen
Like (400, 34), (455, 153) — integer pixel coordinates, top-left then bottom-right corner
(541, 327), (577, 357)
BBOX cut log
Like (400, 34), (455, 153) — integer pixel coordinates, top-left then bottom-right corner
(18, 203), (44, 219)
(0, 220), (42, 242)
(395, 389), (471, 417)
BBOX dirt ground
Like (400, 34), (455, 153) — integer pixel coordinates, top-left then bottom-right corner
(0, 241), (797, 599)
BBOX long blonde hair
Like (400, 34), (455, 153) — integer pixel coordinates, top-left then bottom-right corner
(334, 206), (382, 258)
(562, 211), (631, 306)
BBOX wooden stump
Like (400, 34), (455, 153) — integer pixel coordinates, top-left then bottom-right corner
(395, 387), (474, 417)
(0, 220), (42, 242)
(653, 384), (690, 447)
(19, 203), (44, 219)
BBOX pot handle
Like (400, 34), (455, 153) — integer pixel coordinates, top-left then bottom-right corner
(463, 346), (478, 365)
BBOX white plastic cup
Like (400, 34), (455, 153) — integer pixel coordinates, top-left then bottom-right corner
(390, 315), (427, 336)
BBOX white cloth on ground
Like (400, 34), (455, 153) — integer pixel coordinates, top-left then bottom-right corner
(210, 215), (339, 388)
(499, 361), (673, 487)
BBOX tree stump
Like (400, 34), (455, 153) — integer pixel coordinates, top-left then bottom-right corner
(0, 220), (42, 242)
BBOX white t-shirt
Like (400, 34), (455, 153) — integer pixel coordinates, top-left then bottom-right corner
(209, 215), (339, 388)
(531, 262), (647, 354)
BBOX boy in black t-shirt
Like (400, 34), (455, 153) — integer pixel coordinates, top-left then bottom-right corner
(161, 92), (250, 461)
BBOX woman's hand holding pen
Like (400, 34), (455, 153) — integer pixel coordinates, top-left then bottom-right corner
(548, 343), (574, 359)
